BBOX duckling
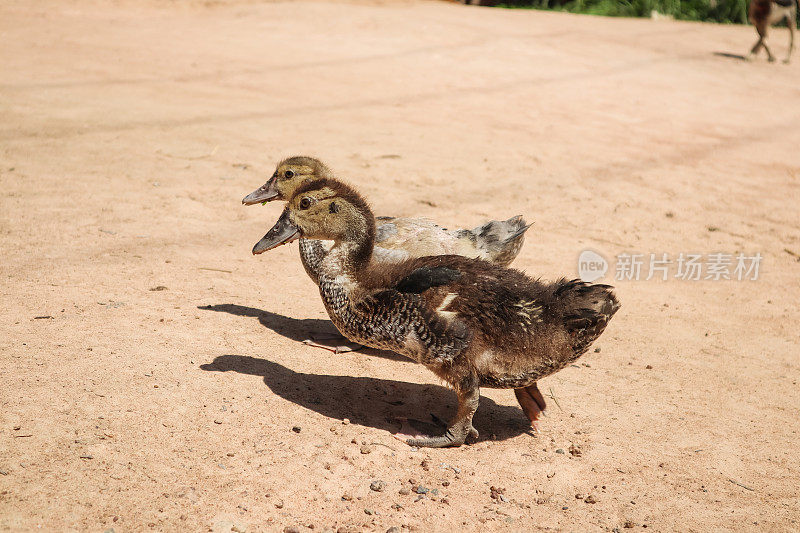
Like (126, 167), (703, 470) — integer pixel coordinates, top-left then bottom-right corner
(252, 178), (620, 448)
(242, 156), (531, 284)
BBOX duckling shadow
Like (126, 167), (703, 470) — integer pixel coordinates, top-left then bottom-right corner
(201, 354), (532, 443)
(197, 304), (405, 362)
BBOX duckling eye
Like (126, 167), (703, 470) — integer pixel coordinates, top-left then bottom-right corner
(284, 170), (295, 179)
(299, 197), (312, 210)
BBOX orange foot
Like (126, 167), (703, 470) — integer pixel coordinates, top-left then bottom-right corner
(514, 383), (547, 431)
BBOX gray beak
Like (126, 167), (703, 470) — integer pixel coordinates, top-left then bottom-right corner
(252, 209), (301, 254)
(242, 176), (279, 205)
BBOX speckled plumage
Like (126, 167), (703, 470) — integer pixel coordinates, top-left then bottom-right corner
(254, 178), (620, 448)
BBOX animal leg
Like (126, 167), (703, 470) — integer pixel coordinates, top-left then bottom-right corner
(763, 37), (776, 62)
(302, 332), (364, 353)
(399, 387), (480, 448)
(748, 35), (765, 60)
(514, 382), (547, 430)
(785, 14), (795, 63)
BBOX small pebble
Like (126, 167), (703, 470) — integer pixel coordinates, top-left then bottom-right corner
(360, 444), (372, 454)
(214, 420), (222, 424)
(283, 527), (300, 533)
(80, 454), (93, 460)
(584, 495), (597, 504)
(342, 419), (350, 425)
(275, 500), (284, 509)
(370, 480), (386, 492)
(568, 444), (582, 457)
(364, 509), (373, 516)
(646, 365), (653, 369)
(555, 448), (565, 454)
(624, 521), (635, 528)
(414, 485), (429, 494)
(341, 493), (353, 501)
(594, 347), (601, 353)
(386, 528), (400, 533)
(398, 488), (410, 495)
(292, 426), (302, 433)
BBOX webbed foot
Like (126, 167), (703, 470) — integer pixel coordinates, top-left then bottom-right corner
(394, 424), (479, 448)
(302, 332), (364, 353)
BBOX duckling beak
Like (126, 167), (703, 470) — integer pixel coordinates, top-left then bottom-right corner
(242, 177), (279, 205)
(252, 210), (300, 254)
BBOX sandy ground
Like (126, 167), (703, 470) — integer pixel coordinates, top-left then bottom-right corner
(1, 0), (799, 531)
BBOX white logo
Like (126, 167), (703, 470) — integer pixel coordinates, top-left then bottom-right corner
(578, 250), (608, 282)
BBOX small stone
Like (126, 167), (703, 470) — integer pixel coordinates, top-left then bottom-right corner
(555, 448), (565, 454)
(594, 347), (601, 353)
(80, 454), (93, 460)
(414, 485), (429, 494)
(227, 453), (235, 457)
(575, 494), (584, 500)
(624, 521), (635, 528)
(584, 495), (597, 504)
(431, 489), (439, 496)
(342, 418), (350, 425)
(274, 500), (284, 509)
(391, 504), (403, 510)
(283, 527), (300, 533)
(441, 481), (449, 487)
(292, 426), (302, 433)
(421, 459), (430, 471)
(232, 526), (247, 533)
(341, 493), (353, 501)
(360, 445), (372, 454)
(562, 506), (569, 510)
(149, 286), (168, 291)
(364, 509), (373, 516)
(214, 420), (222, 424)
(386, 528), (400, 533)
(646, 365), (653, 369)
(489, 486), (506, 501)
(398, 488), (410, 495)
(370, 480), (386, 492)
(568, 444), (582, 457)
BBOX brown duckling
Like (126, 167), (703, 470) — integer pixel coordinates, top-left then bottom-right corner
(243, 156), (531, 284)
(252, 178), (620, 448)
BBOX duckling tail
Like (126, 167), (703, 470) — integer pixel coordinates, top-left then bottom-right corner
(464, 215), (532, 267)
(554, 279), (620, 358)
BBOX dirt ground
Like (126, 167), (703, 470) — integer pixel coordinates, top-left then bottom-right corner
(1, 0), (799, 531)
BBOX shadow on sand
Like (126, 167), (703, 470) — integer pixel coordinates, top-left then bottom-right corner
(201, 354), (532, 443)
(198, 303), (406, 361)
(713, 51), (748, 61)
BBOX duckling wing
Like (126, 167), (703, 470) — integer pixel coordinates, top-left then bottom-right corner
(395, 266), (462, 294)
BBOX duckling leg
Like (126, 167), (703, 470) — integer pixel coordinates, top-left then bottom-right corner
(514, 382), (547, 430)
(302, 332), (364, 353)
(400, 387), (480, 448)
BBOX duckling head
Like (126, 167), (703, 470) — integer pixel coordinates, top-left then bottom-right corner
(252, 178), (375, 255)
(242, 156), (334, 205)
